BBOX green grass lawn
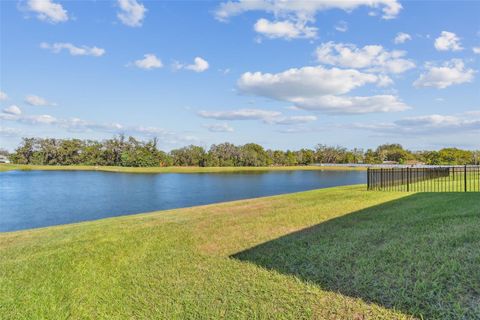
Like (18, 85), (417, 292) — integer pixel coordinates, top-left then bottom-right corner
(1, 185), (479, 319)
(371, 171), (480, 192)
(0, 163), (366, 173)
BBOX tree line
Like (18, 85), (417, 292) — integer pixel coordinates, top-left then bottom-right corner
(3, 136), (480, 167)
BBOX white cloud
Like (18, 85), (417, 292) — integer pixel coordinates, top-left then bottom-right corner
(26, 0), (68, 23)
(131, 54), (163, 70)
(0, 91), (7, 101)
(215, 0), (402, 22)
(40, 42), (105, 57)
(334, 20), (348, 33)
(215, 0), (400, 40)
(237, 65), (410, 114)
(198, 109), (281, 121)
(268, 115), (317, 125)
(60, 118), (123, 133)
(26, 114), (58, 125)
(186, 57), (209, 72)
(355, 112), (480, 135)
(238, 65), (379, 99)
(473, 47), (480, 54)
(254, 18), (317, 39)
(198, 108), (317, 125)
(174, 57), (209, 72)
(394, 32), (411, 44)
(3, 105), (22, 115)
(315, 42), (415, 74)
(434, 31), (463, 51)
(377, 74), (394, 87)
(25, 95), (56, 106)
(291, 95), (409, 114)
(203, 123), (235, 132)
(117, 0), (147, 27)
(0, 113), (59, 125)
(414, 59), (475, 89)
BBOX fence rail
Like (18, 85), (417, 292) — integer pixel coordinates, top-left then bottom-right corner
(367, 165), (480, 192)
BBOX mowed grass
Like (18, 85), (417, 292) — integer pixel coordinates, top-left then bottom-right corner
(1, 186), (479, 319)
(0, 163), (366, 173)
(375, 172), (480, 192)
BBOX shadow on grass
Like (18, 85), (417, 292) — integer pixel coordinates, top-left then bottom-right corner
(232, 193), (480, 319)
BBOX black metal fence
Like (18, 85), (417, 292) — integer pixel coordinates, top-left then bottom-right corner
(367, 166), (480, 192)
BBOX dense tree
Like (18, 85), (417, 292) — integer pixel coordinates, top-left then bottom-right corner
(239, 143), (270, 166)
(207, 143), (240, 167)
(375, 144), (413, 164)
(170, 145), (207, 166)
(437, 148), (473, 165)
(5, 137), (479, 167)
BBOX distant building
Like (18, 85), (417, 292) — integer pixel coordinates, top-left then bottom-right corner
(0, 155), (10, 163)
(382, 160), (399, 165)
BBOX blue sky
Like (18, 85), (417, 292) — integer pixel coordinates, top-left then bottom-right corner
(1, 0), (479, 151)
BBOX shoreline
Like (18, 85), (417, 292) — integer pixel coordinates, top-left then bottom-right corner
(0, 164), (367, 173)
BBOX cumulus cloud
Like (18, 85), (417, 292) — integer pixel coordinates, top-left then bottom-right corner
(3, 105), (22, 115)
(131, 54), (163, 70)
(40, 42), (105, 57)
(394, 32), (411, 44)
(268, 115), (317, 125)
(0, 91), (7, 101)
(377, 74), (394, 87)
(117, 0), (147, 27)
(215, 0), (402, 22)
(25, 95), (56, 106)
(198, 108), (317, 125)
(215, 0), (401, 40)
(238, 65), (379, 99)
(473, 47), (480, 54)
(59, 118), (123, 133)
(315, 42), (415, 74)
(24, 114), (57, 125)
(413, 59), (475, 89)
(291, 95), (409, 114)
(237, 65), (410, 114)
(434, 31), (463, 51)
(334, 20), (348, 33)
(254, 18), (317, 39)
(174, 57), (209, 72)
(354, 112), (480, 135)
(203, 123), (234, 132)
(26, 0), (68, 23)
(198, 109), (281, 121)
(0, 112), (58, 125)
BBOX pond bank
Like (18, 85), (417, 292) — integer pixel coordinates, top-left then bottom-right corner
(0, 163), (367, 173)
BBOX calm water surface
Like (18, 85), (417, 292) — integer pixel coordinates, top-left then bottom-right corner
(0, 170), (365, 232)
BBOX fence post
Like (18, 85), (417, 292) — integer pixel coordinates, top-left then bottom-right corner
(464, 165), (467, 192)
(367, 168), (370, 190)
(407, 167), (410, 192)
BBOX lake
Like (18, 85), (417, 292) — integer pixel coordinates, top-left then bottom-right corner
(0, 170), (365, 232)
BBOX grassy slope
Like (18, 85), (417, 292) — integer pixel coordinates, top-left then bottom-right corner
(0, 163), (366, 173)
(1, 186), (479, 319)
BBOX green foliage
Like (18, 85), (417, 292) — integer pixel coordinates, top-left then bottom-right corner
(375, 143), (413, 164)
(7, 137), (479, 166)
(437, 148), (473, 165)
